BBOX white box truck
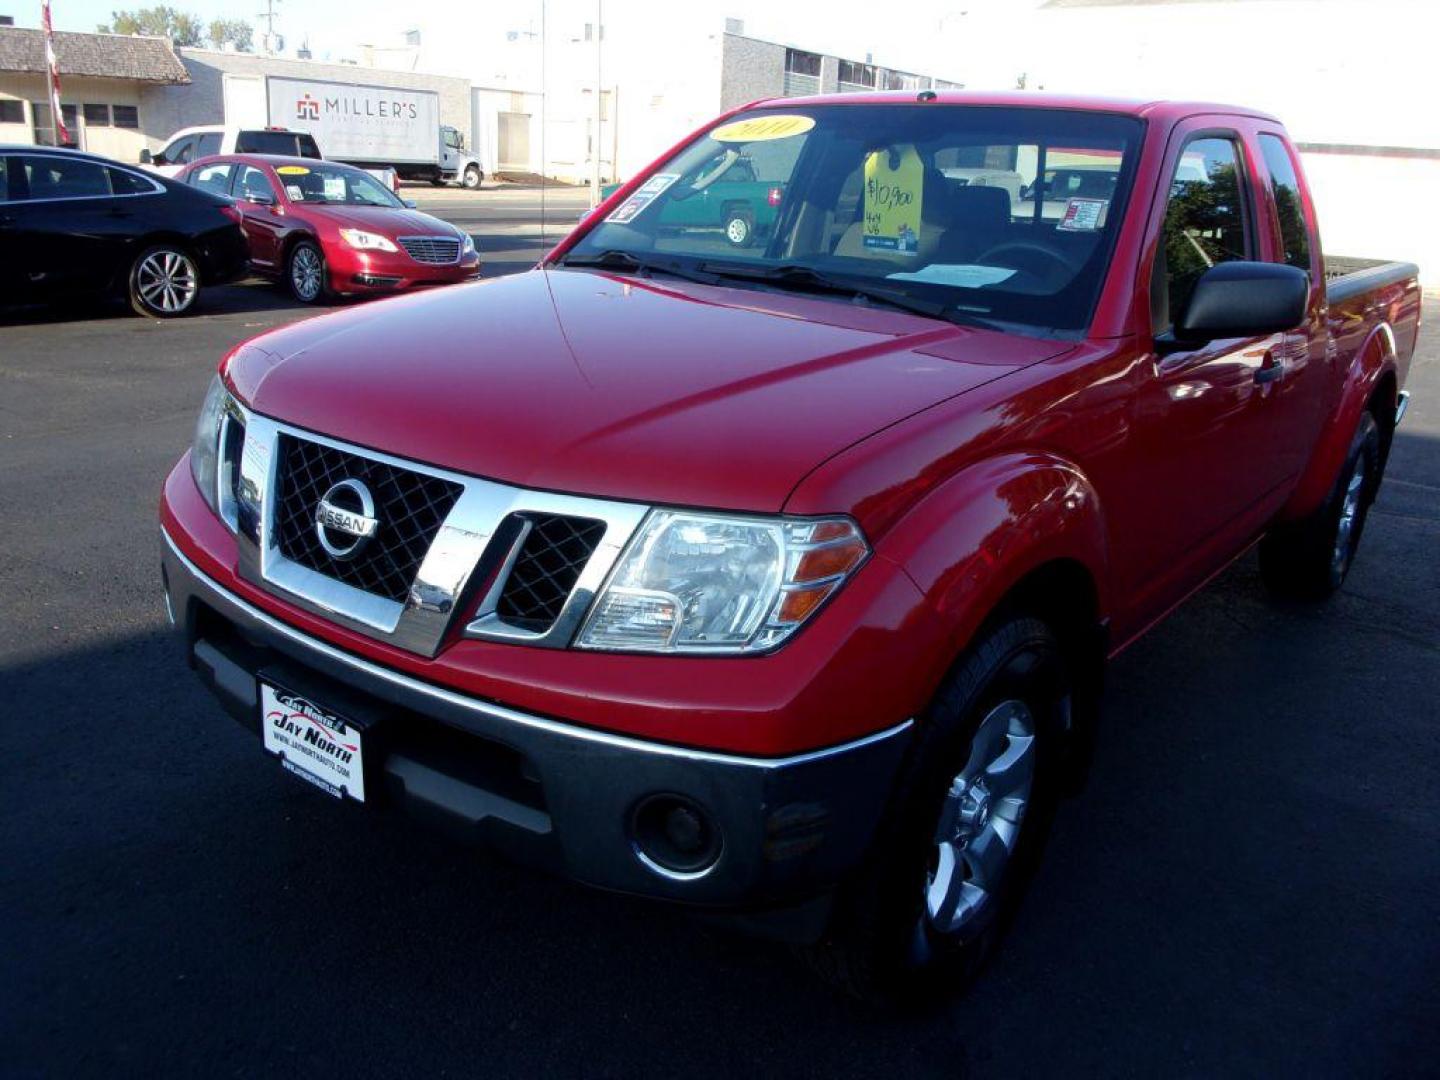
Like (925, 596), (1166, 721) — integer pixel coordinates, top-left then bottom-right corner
(266, 76), (484, 188)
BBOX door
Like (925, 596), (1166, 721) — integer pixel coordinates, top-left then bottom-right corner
(440, 126), (463, 175)
(229, 163), (285, 270)
(1119, 126), (1298, 620)
(6, 153), (126, 298)
(222, 74), (267, 129)
(498, 112), (530, 172)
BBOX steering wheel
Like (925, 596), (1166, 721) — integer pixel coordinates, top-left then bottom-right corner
(973, 241), (1076, 281)
(671, 149), (739, 202)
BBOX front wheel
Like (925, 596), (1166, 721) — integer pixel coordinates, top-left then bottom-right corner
(129, 244), (200, 318)
(462, 164), (482, 190)
(800, 616), (1069, 1004)
(287, 240), (329, 305)
(1259, 412), (1381, 601)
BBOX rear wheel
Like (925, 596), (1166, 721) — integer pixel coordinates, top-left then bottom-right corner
(129, 244), (200, 318)
(287, 240), (328, 305)
(1259, 412), (1381, 601)
(723, 208), (754, 247)
(462, 164), (483, 190)
(801, 616), (1069, 1005)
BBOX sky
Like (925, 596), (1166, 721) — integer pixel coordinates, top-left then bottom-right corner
(17, 0), (1040, 80)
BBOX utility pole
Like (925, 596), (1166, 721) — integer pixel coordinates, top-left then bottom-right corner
(257, 0), (281, 55)
(590, 0), (602, 206)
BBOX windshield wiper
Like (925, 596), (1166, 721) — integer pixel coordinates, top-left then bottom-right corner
(696, 262), (953, 321)
(560, 249), (720, 286)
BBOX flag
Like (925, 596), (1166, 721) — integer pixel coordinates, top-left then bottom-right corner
(41, 0), (70, 145)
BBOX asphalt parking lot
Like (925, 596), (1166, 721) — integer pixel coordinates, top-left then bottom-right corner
(2, 186), (1437, 1076)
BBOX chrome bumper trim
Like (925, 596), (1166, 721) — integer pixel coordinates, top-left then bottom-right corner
(162, 526), (913, 771)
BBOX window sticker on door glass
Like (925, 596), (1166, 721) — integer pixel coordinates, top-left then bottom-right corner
(888, 264), (1017, 288)
(710, 114), (815, 143)
(285, 184), (304, 200)
(323, 175), (346, 200)
(863, 145), (924, 256)
(1056, 197), (1108, 232)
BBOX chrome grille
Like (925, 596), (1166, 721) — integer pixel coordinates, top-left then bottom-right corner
(398, 235), (462, 264)
(495, 515), (608, 633)
(272, 435), (463, 604)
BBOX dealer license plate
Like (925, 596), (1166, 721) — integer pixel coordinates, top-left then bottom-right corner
(260, 682), (366, 802)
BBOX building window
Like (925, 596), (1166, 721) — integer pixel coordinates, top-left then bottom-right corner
(31, 102), (80, 146)
(882, 70), (921, 91)
(0, 99), (23, 124)
(837, 60), (877, 90)
(112, 105), (139, 129)
(784, 49), (821, 77)
(83, 103), (111, 126)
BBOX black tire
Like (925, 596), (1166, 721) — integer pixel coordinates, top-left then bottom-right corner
(800, 616), (1070, 1005)
(287, 239), (329, 305)
(128, 243), (201, 318)
(430, 176), (447, 187)
(723, 208), (754, 247)
(462, 164), (483, 190)
(1259, 412), (1381, 601)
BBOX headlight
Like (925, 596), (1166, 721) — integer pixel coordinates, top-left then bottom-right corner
(339, 229), (398, 252)
(189, 374), (247, 530)
(461, 233), (476, 256)
(190, 374), (228, 514)
(576, 511), (868, 654)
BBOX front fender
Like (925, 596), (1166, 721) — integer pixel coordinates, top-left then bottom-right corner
(875, 451), (1110, 656)
(1285, 324), (1397, 519)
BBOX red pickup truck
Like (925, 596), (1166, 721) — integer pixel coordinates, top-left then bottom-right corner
(160, 92), (1419, 1002)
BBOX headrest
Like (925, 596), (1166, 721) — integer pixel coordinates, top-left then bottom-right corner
(949, 185), (1011, 229)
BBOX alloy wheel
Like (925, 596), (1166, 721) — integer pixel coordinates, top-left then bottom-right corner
(291, 246), (323, 301)
(136, 250), (198, 314)
(1332, 454), (1368, 576)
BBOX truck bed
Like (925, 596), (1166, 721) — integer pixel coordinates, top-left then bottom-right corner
(1324, 255), (1420, 305)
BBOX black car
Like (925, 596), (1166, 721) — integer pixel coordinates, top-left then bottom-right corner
(0, 146), (248, 318)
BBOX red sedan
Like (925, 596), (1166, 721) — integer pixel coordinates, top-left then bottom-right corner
(178, 154), (480, 303)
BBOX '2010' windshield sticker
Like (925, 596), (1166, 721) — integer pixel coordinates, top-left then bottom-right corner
(710, 115), (815, 143)
(605, 173), (680, 224)
(1056, 197), (1108, 232)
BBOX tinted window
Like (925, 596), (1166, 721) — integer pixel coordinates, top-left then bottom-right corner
(1159, 136), (1249, 324)
(17, 155), (111, 199)
(108, 167), (154, 195)
(0, 99), (22, 124)
(112, 105), (139, 129)
(237, 130), (298, 155)
(196, 132), (223, 157)
(1259, 134), (1311, 272)
(297, 134), (322, 159)
(0, 156), (8, 202)
(234, 164), (277, 202)
(83, 103), (111, 126)
(191, 161), (234, 196)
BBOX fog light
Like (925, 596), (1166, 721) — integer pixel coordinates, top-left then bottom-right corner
(631, 794), (722, 879)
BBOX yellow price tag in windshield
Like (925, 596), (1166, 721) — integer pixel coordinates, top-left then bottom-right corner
(276, 165), (310, 175)
(711, 115), (815, 143)
(863, 146), (924, 256)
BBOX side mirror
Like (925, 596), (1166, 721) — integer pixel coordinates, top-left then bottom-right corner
(403, 199), (417, 208)
(1161, 261), (1308, 352)
(139, 148), (154, 165)
(246, 192), (275, 207)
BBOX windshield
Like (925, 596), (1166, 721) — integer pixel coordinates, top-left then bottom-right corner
(275, 163), (403, 207)
(564, 105), (1145, 335)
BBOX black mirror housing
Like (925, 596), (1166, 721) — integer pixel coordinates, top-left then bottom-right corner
(139, 148), (153, 164)
(1174, 261), (1309, 345)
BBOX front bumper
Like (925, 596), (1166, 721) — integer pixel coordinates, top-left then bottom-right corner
(327, 245), (481, 294)
(161, 527), (911, 929)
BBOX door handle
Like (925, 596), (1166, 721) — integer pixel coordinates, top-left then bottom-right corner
(1254, 353), (1285, 385)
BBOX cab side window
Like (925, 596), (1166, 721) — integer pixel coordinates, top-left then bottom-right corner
(162, 135), (195, 166)
(1156, 135), (1250, 328)
(196, 132), (223, 158)
(1259, 134), (1311, 272)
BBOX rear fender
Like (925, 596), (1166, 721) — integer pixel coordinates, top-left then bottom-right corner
(876, 452), (1110, 672)
(1285, 323), (1397, 519)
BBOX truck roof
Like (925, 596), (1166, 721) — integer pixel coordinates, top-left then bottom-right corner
(755, 89), (1281, 125)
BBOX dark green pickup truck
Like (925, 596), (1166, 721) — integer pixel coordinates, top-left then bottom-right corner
(601, 157), (784, 247)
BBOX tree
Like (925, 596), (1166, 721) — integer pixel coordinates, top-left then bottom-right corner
(97, 6), (204, 47)
(207, 17), (253, 52)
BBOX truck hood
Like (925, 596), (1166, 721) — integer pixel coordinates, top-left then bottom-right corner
(229, 268), (1072, 513)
